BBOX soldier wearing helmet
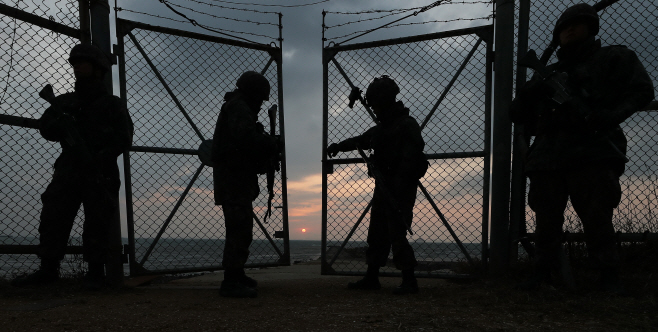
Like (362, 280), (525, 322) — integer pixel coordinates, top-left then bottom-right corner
(12, 44), (133, 289)
(211, 71), (278, 298)
(327, 76), (427, 295)
(510, 3), (654, 293)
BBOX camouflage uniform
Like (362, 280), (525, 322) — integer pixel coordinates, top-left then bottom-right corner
(211, 91), (277, 271)
(332, 101), (425, 271)
(39, 79), (133, 264)
(510, 10), (654, 279)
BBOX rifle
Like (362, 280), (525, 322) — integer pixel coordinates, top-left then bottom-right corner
(263, 104), (279, 222)
(39, 84), (115, 205)
(356, 146), (413, 236)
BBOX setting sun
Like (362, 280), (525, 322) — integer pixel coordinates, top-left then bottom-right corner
(301, 228), (306, 233)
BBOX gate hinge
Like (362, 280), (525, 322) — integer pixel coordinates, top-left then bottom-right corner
(274, 231), (286, 239)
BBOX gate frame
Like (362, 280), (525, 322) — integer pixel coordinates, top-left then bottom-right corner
(321, 24), (494, 278)
(115, 18), (290, 276)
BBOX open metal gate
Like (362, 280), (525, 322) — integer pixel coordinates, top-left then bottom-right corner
(116, 18), (289, 276)
(321, 25), (493, 278)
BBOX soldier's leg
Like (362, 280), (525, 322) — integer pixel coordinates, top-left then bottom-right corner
(568, 166), (622, 291)
(82, 176), (121, 289)
(13, 174), (82, 286)
(348, 191), (387, 290)
(520, 170), (569, 289)
(389, 181), (418, 295)
(220, 202), (257, 298)
(38, 174), (83, 265)
(365, 190), (391, 268)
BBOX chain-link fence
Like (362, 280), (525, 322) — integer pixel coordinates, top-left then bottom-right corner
(322, 25), (493, 278)
(0, 0), (85, 278)
(513, 1), (658, 255)
(117, 19), (289, 275)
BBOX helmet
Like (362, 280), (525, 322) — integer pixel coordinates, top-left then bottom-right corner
(68, 44), (111, 73)
(365, 75), (399, 107)
(236, 71), (270, 101)
(553, 3), (599, 44)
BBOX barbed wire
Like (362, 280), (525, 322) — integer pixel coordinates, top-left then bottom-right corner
(324, 10), (412, 31)
(167, 1), (278, 26)
(200, 0), (330, 7)
(324, 1), (492, 15)
(325, 14), (494, 42)
(115, 6), (277, 43)
(181, 0), (279, 14)
(1, 0), (21, 106)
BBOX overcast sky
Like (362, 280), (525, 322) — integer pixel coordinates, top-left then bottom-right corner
(104, 0), (494, 241)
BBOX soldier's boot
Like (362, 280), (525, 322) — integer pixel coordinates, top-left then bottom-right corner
(597, 267), (626, 295)
(347, 265), (381, 290)
(11, 259), (60, 287)
(83, 262), (105, 291)
(393, 268), (419, 295)
(236, 269), (258, 288)
(219, 269), (257, 298)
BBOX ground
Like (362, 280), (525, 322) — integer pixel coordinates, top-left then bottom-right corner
(0, 262), (656, 332)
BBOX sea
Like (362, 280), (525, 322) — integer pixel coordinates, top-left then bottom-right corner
(0, 237), (481, 278)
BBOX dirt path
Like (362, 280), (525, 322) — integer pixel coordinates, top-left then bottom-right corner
(1, 270), (656, 332)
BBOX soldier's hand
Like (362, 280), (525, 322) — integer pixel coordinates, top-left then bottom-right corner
(255, 121), (265, 133)
(520, 79), (553, 100)
(327, 143), (341, 158)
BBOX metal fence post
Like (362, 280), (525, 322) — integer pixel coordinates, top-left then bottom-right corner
(489, 0), (516, 275)
(509, 0), (531, 262)
(90, 0), (123, 286)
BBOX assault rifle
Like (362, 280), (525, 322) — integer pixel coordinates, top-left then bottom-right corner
(356, 146), (413, 236)
(263, 104), (280, 222)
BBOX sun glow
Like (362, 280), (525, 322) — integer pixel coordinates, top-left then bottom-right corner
(301, 228), (307, 233)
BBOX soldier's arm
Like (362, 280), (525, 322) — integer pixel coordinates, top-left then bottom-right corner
(109, 98), (134, 157)
(334, 127), (376, 152)
(226, 102), (277, 156)
(509, 74), (545, 125)
(589, 48), (655, 130)
(398, 118), (426, 176)
(39, 105), (66, 142)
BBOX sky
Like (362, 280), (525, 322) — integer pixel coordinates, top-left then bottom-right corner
(2, 0), (657, 248)
(107, 0), (494, 241)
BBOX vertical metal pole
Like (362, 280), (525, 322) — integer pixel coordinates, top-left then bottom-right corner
(320, 11), (330, 275)
(481, 33), (494, 272)
(489, 0), (515, 275)
(116, 22), (136, 277)
(509, 0), (531, 262)
(276, 12), (291, 265)
(79, 0), (90, 43)
(90, 0), (123, 285)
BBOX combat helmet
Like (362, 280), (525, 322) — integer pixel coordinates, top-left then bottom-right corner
(236, 71), (270, 101)
(68, 44), (111, 73)
(553, 3), (599, 44)
(365, 75), (399, 107)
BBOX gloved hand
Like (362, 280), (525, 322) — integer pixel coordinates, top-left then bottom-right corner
(327, 143), (341, 158)
(519, 78), (554, 100)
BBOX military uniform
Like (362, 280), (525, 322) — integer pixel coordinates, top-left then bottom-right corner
(328, 76), (427, 294)
(211, 71), (277, 298)
(211, 90), (276, 270)
(510, 4), (654, 289)
(39, 80), (133, 264)
(332, 102), (425, 271)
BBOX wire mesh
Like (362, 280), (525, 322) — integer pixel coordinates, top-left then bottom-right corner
(517, 1), (658, 239)
(0, 1), (85, 278)
(323, 26), (492, 277)
(120, 21), (287, 274)
(0, 0), (80, 29)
